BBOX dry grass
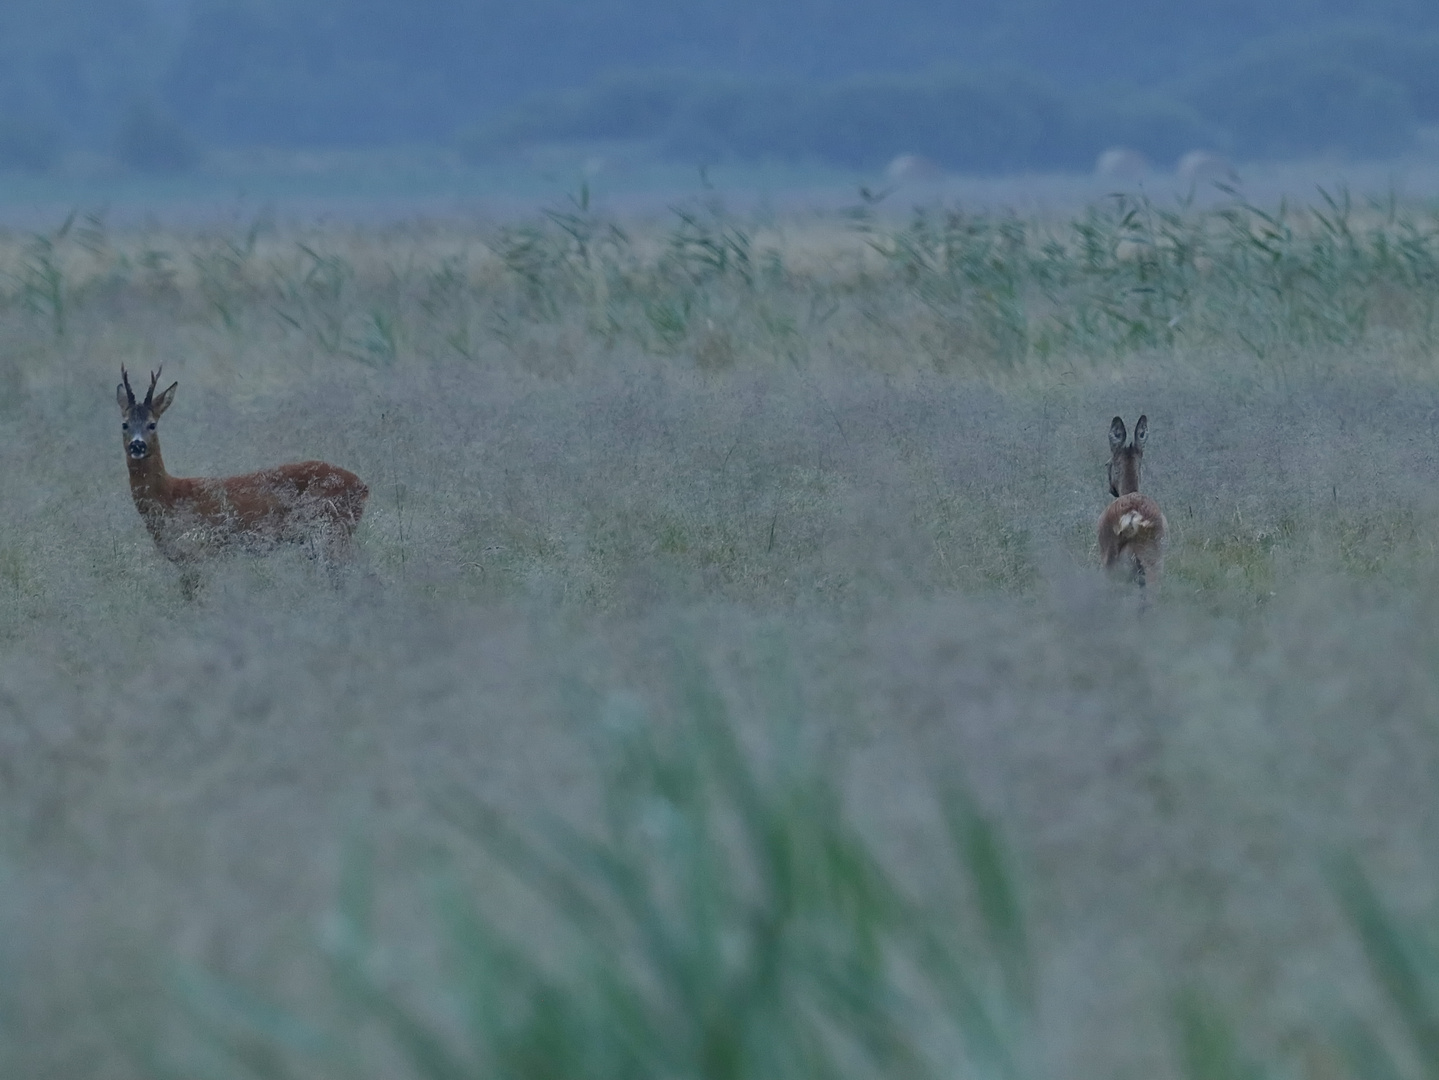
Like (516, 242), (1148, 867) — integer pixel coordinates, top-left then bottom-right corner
(6, 192), (1439, 1078)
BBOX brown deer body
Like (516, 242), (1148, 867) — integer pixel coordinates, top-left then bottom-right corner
(1097, 415), (1166, 594)
(117, 368), (368, 577)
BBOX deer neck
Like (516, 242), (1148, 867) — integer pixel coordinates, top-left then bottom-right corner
(126, 440), (175, 509)
(1116, 456), (1142, 496)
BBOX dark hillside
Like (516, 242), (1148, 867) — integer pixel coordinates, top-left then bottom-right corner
(6, 1), (1439, 170)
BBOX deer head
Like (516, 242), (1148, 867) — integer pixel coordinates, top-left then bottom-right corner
(1107, 414), (1147, 498)
(116, 366), (178, 461)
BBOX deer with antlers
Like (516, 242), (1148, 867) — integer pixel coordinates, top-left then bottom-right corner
(1098, 415), (1167, 596)
(117, 367), (368, 591)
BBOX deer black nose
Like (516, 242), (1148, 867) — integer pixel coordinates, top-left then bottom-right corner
(128, 440), (148, 458)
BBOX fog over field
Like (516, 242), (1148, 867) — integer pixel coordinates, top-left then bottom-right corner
(3, 189), (1439, 1077)
(9, 2), (1439, 1078)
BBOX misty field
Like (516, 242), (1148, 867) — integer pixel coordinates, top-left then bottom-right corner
(8, 189), (1439, 1079)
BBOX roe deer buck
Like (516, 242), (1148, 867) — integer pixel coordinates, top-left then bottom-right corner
(1098, 415), (1167, 595)
(117, 367), (368, 588)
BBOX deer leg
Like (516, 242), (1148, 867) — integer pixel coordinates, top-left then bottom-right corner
(179, 566), (202, 602)
(1135, 547), (1163, 606)
(312, 520), (360, 588)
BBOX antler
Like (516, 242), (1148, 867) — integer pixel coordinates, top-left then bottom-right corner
(119, 365), (164, 407)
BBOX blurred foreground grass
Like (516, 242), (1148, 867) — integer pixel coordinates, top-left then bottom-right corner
(160, 651), (1032, 1080)
(5, 189), (1439, 1077)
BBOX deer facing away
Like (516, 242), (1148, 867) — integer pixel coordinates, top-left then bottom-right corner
(117, 367), (368, 586)
(1097, 415), (1167, 594)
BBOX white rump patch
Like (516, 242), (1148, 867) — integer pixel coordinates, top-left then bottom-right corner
(1115, 510), (1152, 538)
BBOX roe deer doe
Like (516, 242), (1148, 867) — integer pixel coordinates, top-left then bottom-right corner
(1098, 415), (1167, 595)
(117, 367), (368, 590)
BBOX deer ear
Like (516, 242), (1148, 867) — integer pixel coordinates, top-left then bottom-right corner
(1133, 415), (1148, 449)
(1108, 416), (1127, 453)
(152, 381), (178, 417)
(116, 382), (129, 411)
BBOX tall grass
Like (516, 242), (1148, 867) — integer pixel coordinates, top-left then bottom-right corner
(7, 189), (1439, 1078)
(162, 651), (1031, 1080)
(147, 629), (1439, 1080)
(8, 186), (1439, 381)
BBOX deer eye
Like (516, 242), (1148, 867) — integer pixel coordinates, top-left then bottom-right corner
(122, 422), (129, 430)
(146, 423), (156, 431)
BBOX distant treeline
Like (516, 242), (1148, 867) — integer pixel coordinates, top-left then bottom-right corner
(1, 0), (1439, 174)
(462, 30), (1439, 172)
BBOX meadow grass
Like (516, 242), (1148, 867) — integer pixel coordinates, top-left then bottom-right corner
(7, 189), (1439, 1078)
